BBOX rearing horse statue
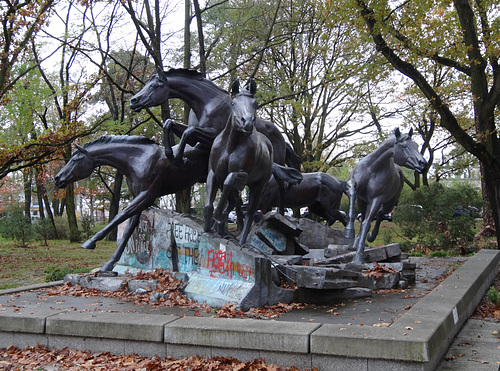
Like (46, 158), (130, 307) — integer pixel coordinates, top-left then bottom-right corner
(343, 128), (427, 263)
(54, 137), (209, 271)
(129, 68), (300, 170)
(204, 79), (274, 246)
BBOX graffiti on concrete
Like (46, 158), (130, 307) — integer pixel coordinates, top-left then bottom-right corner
(125, 214), (153, 264)
(206, 248), (252, 280)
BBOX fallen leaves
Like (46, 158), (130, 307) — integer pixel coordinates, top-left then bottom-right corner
(44, 269), (307, 320)
(0, 345), (317, 370)
(363, 262), (398, 279)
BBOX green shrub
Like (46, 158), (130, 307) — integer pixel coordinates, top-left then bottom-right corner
(33, 218), (57, 244)
(53, 216), (69, 239)
(44, 265), (90, 282)
(0, 205), (34, 245)
(80, 213), (94, 239)
(429, 250), (448, 257)
(487, 287), (500, 306)
(394, 182), (483, 255)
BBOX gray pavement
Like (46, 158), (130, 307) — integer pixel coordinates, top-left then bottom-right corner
(0, 255), (499, 370)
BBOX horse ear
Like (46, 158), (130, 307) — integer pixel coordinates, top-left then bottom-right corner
(75, 143), (88, 155)
(394, 127), (401, 140)
(231, 78), (240, 97)
(408, 127), (413, 138)
(247, 78), (257, 96)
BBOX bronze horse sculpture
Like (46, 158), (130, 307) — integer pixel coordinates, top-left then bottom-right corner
(343, 128), (427, 263)
(258, 172), (348, 226)
(204, 79), (274, 245)
(54, 136), (209, 271)
(129, 68), (300, 170)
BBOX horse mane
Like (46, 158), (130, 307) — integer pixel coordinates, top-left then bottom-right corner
(164, 68), (204, 80)
(163, 68), (229, 94)
(83, 135), (157, 149)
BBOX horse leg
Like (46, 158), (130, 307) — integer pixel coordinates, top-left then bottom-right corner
(203, 170), (218, 233)
(163, 119), (176, 161)
(174, 126), (217, 166)
(353, 201), (381, 263)
(81, 190), (155, 250)
(367, 210), (384, 242)
(343, 179), (357, 239)
(100, 213), (141, 272)
(214, 172), (248, 237)
(239, 181), (265, 246)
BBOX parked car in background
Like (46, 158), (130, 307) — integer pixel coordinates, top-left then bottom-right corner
(357, 210), (393, 222)
(228, 211), (237, 223)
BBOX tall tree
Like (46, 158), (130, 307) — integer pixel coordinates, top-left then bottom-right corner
(347, 0), (500, 243)
(0, 0), (56, 101)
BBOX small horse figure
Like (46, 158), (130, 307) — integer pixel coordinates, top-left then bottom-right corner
(54, 136), (209, 271)
(129, 68), (300, 170)
(343, 128), (427, 263)
(259, 172), (348, 226)
(204, 79), (273, 245)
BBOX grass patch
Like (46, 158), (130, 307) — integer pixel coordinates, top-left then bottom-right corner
(0, 239), (117, 290)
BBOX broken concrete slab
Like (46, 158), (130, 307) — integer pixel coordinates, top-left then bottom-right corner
(297, 218), (350, 249)
(264, 212), (303, 237)
(324, 244), (351, 258)
(64, 274), (127, 292)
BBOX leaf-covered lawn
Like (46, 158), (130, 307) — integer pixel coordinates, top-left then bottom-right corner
(0, 239), (117, 290)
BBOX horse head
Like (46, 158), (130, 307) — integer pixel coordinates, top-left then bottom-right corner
(54, 144), (94, 188)
(393, 127), (427, 173)
(130, 68), (169, 112)
(230, 78), (258, 135)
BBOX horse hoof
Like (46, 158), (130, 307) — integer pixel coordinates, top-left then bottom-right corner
(81, 240), (96, 250)
(352, 253), (365, 264)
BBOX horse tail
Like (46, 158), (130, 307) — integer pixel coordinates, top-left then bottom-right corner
(285, 142), (301, 170)
(272, 163), (303, 186)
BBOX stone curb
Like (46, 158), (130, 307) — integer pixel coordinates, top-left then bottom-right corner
(0, 250), (498, 371)
(0, 281), (63, 296)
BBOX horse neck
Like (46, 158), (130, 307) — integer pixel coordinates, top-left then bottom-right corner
(222, 116), (248, 151)
(365, 137), (396, 170)
(167, 75), (227, 116)
(87, 144), (141, 175)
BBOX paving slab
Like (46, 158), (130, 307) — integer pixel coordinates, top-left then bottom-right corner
(0, 251), (498, 371)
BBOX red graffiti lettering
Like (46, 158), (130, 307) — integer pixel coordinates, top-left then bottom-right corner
(206, 249), (252, 280)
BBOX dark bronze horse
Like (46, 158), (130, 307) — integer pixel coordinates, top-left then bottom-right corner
(343, 128), (427, 263)
(259, 172), (348, 226)
(129, 68), (300, 170)
(204, 79), (274, 246)
(54, 136), (209, 271)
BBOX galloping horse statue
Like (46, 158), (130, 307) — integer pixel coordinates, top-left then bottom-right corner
(258, 172), (348, 226)
(204, 79), (274, 246)
(343, 128), (427, 263)
(129, 68), (300, 170)
(54, 136), (209, 271)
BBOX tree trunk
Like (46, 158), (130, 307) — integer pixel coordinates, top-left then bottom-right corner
(43, 193), (58, 239)
(106, 170), (123, 241)
(174, 0), (193, 214)
(65, 182), (79, 242)
(176, 187), (192, 214)
(482, 164), (500, 244)
(23, 168), (32, 221)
